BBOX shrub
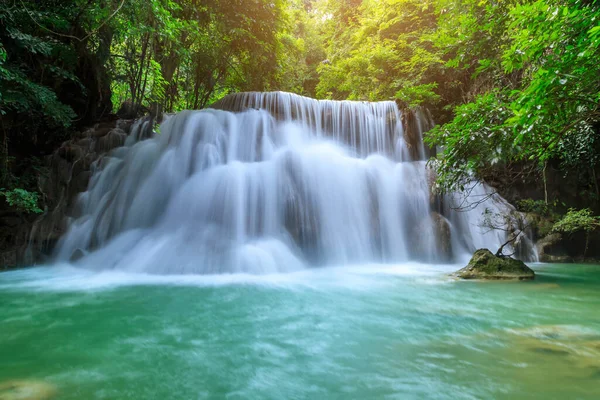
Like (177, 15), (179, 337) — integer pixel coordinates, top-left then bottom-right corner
(0, 188), (43, 214)
(516, 199), (550, 216)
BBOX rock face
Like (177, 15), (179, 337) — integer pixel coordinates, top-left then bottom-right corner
(536, 233), (573, 263)
(0, 116), (154, 269)
(431, 212), (452, 261)
(455, 248), (535, 280)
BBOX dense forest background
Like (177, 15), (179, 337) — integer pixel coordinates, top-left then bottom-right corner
(1, 0), (599, 221)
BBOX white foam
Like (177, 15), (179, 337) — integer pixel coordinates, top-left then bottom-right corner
(0, 262), (460, 293)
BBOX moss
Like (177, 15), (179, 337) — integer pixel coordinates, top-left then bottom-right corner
(455, 249), (535, 280)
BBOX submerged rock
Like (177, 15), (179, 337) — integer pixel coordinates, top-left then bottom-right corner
(454, 248), (535, 280)
(0, 380), (57, 400)
(504, 325), (600, 372)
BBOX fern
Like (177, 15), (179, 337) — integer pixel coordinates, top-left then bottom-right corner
(0, 188), (43, 214)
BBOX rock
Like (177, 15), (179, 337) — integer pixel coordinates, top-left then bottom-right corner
(116, 119), (134, 133)
(411, 212), (453, 262)
(96, 128), (127, 153)
(89, 126), (113, 138)
(71, 171), (91, 195)
(69, 248), (86, 262)
(426, 168), (440, 208)
(1, 117), (142, 269)
(531, 345), (571, 356)
(0, 380), (57, 400)
(431, 212), (452, 262)
(75, 137), (94, 151)
(454, 248), (535, 280)
(536, 233), (573, 263)
(2, 216), (23, 227)
(1, 250), (18, 270)
(57, 143), (84, 162)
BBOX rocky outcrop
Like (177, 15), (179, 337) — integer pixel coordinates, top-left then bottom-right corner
(536, 233), (573, 263)
(410, 212), (453, 262)
(431, 212), (452, 261)
(0, 117), (153, 269)
(454, 248), (535, 280)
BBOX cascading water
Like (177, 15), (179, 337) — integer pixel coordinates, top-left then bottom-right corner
(54, 92), (536, 274)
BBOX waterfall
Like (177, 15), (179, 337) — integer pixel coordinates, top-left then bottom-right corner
(54, 92), (536, 274)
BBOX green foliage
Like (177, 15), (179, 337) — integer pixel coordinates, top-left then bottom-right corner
(396, 84), (441, 108)
(0, 6), (78, 128)
(504, 0), (600, 162)
(275, 0), (327, 96)
(517, 199), (551, 216)
(0, 188), (43, 214)
(293, 0), (600, 202)
(425, 90), (515, 191)
(2, 0), (291, 197)
(553, 208), (600, 235)
(424, 0), (600, 194)
(108, 0), (288, 112)
(315, 0), (443, 102)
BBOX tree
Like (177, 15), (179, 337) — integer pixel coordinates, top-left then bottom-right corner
(426, 0), (600, 200)
(552, 208), (600, 257)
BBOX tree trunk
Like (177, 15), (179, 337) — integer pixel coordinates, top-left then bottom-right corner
(543, 161), (548, 205)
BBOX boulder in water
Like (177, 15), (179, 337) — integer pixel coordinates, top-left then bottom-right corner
(454, 248), (535, 280)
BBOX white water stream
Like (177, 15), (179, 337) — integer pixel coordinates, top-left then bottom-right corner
(54, 92), (535, 274)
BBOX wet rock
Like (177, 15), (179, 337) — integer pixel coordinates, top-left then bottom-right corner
(96, 128), (127, 153)
(71, 171), (92, 194)
(89, 126), (113, 138)
(2, 216), (23, 227)
(1, 115), (147, 269)
(509, 325), (600, 340)
(536, 233), (573, 263)
(75, 137), (94, 151)
(411, 212), (453, 262)
(54, 156), (73, 185)
(531, 346), (571, 356)
(426, 167), (442, 209)
(116, 119), (134, 133)
(1, 250), (18, 270)
(57, 144), (84, 162)
(69, 248), (86, 262)
(431, 212), (452, 262)
(71, 153), (96, 181)
(454, 248), (535, 280)
(0, 380), (57, 400)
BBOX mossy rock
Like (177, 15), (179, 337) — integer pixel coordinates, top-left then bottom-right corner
(454, 248), (535, 280)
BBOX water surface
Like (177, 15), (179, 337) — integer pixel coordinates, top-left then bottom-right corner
(1, 263), (599, 399)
